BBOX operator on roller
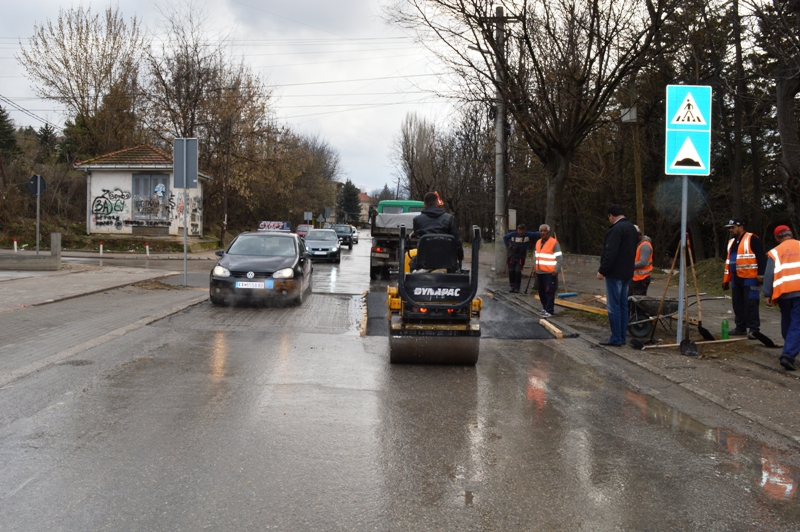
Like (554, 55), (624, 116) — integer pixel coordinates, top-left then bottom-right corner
(409, 192), (463, 270)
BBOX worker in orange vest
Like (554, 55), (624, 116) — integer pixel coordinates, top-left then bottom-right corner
(763, 225), (800, 371)
(533, 224), (562, 317)
(722, 218), (767, 338)
(629, 225), (653, 296)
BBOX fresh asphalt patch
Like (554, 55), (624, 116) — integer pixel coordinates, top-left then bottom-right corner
(364, 290), (554, 339)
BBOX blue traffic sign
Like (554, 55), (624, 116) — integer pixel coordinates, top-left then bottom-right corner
(665, 85), (712, 176)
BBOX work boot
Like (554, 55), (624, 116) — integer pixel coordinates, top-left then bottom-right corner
(780, 356), (796, 371)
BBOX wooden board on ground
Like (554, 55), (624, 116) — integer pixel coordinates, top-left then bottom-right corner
(539, 318), (563, 339)
(535, 294), (608, 316)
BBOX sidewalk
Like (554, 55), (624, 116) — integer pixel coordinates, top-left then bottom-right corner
(0, 262), (208, 388)
(480, 250), (800, 447)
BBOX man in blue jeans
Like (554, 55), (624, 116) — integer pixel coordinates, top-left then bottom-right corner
(596, 205), (638, 346)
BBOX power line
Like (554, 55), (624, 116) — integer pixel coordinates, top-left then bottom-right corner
(0, 93), (63, 132)
(272, 73), (437, 87)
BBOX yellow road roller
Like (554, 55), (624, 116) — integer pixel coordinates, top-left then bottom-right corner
(387, 225), (482, 364)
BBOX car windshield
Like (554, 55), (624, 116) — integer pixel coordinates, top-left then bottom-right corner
(306, 230), (337, 241)
(228, 235), (295, 257)
(333, 226), (350, 235)
(297, 225), (311, 232)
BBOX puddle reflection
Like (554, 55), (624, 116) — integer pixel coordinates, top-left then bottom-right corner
(622, 389), (799, 502)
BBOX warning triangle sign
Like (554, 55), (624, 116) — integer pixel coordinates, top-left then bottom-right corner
(669, 137), (705, 170)
(670, 93), (707, 125)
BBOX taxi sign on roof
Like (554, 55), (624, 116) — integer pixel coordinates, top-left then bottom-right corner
(665, 85), (712, 176)
(258, 221), (291, 231)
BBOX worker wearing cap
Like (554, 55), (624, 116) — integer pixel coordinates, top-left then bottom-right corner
(629, 225), (653, 296)
(763, 225), (800, 371)
(534, 224), (562, 317)
(504, 224), (542, 293)
(722, 218), (767, 338)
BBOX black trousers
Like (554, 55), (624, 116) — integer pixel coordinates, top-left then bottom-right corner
(628, 277), (651, 296)
(731, 283), (760, 332)
(508, 257), (525, 289)
(537, 273), (558, 313)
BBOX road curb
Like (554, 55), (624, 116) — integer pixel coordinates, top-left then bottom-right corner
(491, 287), (800, 448)
(29, 272), (180, 309)
(0, 293), (208, 389)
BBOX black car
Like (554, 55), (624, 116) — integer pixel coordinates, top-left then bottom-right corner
(332, 224), (353, 249)
(209, 231), (313, 306)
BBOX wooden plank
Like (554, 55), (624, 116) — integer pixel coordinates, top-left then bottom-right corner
(535, 295), (608, 315)
(642, 337), (748, 349)
(539, 318), (563, 339)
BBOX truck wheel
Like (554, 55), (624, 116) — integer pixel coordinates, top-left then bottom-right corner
(370, 266), (380, 280)
(380, 265), (390, 280)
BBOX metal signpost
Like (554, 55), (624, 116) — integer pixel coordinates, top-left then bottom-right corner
(665, 85), (712, 344)
(174, 138), (198, 286)
(27, 174), (46, 255)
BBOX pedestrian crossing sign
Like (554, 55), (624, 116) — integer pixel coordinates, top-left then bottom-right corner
(665, 85), (712, 176)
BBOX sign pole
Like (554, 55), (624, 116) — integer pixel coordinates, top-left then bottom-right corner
(36, 177), (40, 255)
(183, 141), (188, 287)
(677, 175), (688, 344)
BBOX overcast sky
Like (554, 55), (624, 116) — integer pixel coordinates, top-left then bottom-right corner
(0, 0), (451, 194)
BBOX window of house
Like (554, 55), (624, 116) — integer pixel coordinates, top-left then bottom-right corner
(132, 174), (170, 220)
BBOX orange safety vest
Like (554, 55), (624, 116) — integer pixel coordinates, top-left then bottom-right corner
(633, 240), (653, 281)
(724, 233), (758, 282)
(534, 237), (559, 273)
(767, 239), (800, 299)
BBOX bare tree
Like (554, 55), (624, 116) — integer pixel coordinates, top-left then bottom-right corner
(749, 0), (800, 234)
(389, 0), (671, 234)
(17, 6), (146, 153)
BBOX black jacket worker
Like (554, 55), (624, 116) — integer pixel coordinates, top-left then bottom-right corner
(412, 192), (464, 262)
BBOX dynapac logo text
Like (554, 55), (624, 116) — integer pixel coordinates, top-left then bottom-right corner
(413, 287), (461, 297)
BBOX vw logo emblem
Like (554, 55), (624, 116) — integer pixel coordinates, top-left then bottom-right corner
(246, 271), (255, 279)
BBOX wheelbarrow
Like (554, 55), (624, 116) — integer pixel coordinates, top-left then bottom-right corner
(628, 296), (680, 339)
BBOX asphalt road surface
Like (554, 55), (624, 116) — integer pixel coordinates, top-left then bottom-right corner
(1, 239), (799, 530)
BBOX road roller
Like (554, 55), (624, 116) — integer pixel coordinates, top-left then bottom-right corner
(387, 225), (482, 364)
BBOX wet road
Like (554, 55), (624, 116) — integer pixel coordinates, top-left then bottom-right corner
(2, 238), (800, 530)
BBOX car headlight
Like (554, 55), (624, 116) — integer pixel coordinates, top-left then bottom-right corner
(332, 244), (340, 251)
(273, 268), (294, 279)
(213, 265), (231, 277)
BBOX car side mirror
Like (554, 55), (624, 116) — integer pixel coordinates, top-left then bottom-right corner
(215, 250), (224, 257)
(303, 252), (312, 259)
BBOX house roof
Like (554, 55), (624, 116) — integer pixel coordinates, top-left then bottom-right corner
(73, 144), (212, 180)
(359, 192), (371, 203)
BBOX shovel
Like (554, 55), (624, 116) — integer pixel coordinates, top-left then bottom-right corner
(634, 245), (681, 349)
(750, 330), (781, 348)
(679, 245), (699, 356)
(686, 235), (715, 341)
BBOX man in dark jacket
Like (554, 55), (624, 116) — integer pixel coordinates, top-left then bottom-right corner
(413, 192), (464, 262)
(503, 224), (542, 293)
(596, 205), (638, 346)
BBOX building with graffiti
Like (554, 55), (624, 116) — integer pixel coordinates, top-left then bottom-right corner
(74, 145), (210, 237)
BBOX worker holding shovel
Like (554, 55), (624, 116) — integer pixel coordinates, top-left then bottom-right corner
(533, 224), (563, 318)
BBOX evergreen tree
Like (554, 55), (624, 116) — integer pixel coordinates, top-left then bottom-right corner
(337, 180), (361, 223)
(0, 106), (20, 187)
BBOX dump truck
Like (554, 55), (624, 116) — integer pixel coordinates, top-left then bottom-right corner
(387, 225), (482, 364)
(369, 200), (424, 280)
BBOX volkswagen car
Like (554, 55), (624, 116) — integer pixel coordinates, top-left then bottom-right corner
(209, 231), (313, 306)
(304, 229), (341, 262)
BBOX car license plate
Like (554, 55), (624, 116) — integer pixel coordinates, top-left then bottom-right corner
(314, 251), (327, 255)
(235, 281), (265, 289)
(372, 253), (390, 258)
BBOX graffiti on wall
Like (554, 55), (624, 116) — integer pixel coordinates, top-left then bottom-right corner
(92, 189), (131, 216)
(134, 197), (170, 219)
(173, 193), (203, 234)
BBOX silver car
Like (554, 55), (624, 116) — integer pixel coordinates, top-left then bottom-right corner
(304, 229), (341, 263)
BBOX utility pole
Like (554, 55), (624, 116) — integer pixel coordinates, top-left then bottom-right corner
(493, 6), (508, 279)
(478, 7), (519, 278)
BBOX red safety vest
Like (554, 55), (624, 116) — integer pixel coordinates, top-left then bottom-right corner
(633, 240), (653, 281)
(724, 233), (758, 282)
(535, 238), (559, 273)
(768, 239), (800, 299)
